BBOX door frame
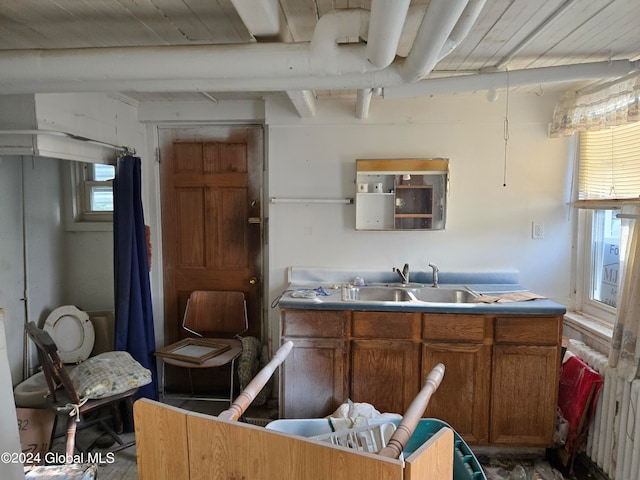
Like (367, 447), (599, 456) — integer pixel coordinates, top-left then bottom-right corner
(149, 123), (267, 347)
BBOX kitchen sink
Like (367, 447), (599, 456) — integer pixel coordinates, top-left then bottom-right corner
(410, 286), (478, 303)
(341, 284), (478, 304)
(342, 286), (415, 302)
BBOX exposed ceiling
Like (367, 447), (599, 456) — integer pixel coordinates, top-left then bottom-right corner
(1, 0), (639, 116)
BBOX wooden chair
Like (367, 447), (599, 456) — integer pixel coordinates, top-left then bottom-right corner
(157, 290), (248, 404)
(25, 321), (138, 460)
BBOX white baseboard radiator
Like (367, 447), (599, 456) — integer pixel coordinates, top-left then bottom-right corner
(567, 339), (640, 480)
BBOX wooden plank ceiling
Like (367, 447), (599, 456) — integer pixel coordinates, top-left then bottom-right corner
(0, 0), (639, 101)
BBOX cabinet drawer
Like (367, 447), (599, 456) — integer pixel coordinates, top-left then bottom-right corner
(352, 311), (419, 339)
(494, 316), (562, 345)
(281, 310), (348, 338)
(423, 314), (491, 342)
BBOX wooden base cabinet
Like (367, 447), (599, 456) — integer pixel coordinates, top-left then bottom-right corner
(350, 311), (421, 415)
(421, 314), (492, 444)
(280, 308), (562, 448)
(489, 316), (562, 446)
(422, 342), (491, 444)
(280, 310), (347, 419)
(421, 313), (561, 446)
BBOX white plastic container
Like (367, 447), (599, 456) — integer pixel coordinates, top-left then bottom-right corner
(265, 418), (333, 437)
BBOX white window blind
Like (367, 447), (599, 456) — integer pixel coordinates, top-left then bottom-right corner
(579, 122), (640, 200)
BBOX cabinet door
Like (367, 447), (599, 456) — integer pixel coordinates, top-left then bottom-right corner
(279, 338), (346, 419)
(422, 342), (491, 444)
(281, 309), (347, 338)
(490, 344), (559, 445)
(350, 339), (420, 415)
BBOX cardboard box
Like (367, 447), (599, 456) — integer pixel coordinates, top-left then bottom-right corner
(16, 408), (56, 465)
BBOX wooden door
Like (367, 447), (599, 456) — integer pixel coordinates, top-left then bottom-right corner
(159, 126), (263, 345)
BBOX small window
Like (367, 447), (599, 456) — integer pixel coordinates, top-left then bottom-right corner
(85, 164), (115, 212)
(574, 121), (640, 324)
(589, 209), (620, 309)
(75, 162), (114, 222)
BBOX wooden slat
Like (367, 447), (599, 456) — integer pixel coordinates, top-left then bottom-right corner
(187, 412), (404, 480)
(423, 314), (491, 342)
(404, 427), (454, 480)
(352, 311), (420, 339)
(135, 397), (454, 480)
(494, 315), (562, 345)
(134, 399), (190, 480)
(216, 187), (249, 268)
(356, 158), (449, 173)
(281, 309), (347, 337)
(176, 188), (205, 267)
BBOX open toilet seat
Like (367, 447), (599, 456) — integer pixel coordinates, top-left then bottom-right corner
(43, 305), (95, 364)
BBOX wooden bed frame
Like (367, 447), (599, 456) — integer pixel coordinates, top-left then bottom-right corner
(134, 398), (454, 480)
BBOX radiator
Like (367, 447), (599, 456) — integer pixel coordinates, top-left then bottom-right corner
(567, 339), (640, 480)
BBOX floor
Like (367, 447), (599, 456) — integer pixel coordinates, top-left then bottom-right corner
(37, 399), (606, 480)
(478, 453), (606, 480)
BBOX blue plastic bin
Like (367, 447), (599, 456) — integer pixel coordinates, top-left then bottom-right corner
(266, 417), (486, 480)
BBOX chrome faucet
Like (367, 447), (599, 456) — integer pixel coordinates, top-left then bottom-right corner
(428, 263), (439, 287)
(393, 263), (410, 284)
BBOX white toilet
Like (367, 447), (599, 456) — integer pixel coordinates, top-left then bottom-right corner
(43, 305), (95, 364)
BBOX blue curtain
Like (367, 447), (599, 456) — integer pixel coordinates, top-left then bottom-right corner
(113, 155), (158, 400)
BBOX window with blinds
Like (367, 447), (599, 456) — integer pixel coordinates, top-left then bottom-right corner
(578, 122), (640, 200)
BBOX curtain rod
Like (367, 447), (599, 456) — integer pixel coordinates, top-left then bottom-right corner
(0, 129), (136, 156)
(270, 197), (353, 204)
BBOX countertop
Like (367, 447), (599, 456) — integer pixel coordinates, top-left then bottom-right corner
(275, 268), (567, 315)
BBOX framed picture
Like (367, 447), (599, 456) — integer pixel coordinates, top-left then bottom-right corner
(155, 338), (231, 364)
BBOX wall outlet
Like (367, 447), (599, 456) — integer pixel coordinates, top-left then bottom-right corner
(532, 222), (544, 239)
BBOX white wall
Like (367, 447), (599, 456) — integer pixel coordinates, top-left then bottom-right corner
(265, 92), (573, 339)
(64, 230), (114, 311)
(0, 155), (66, 383)
(0, 90), (575, 379)
(23, 156), (66, 351)
(0, 93), (145, 385)
(0, 156), (29, 384)
(0, 310), (24, 480)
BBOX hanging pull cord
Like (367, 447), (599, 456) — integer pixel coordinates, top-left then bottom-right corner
(503, 68), (510, 187)
(503, 116), (509, 187)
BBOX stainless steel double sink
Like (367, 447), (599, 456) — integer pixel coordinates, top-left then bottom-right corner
(341, 284), (478, 304)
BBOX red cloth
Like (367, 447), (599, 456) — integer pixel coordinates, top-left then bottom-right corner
(558, 355), (603, 455)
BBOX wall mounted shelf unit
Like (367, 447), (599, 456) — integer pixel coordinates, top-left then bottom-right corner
(355, 158), (449, 231)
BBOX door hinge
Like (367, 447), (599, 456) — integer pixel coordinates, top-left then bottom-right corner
(155, 147), (161, 163)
